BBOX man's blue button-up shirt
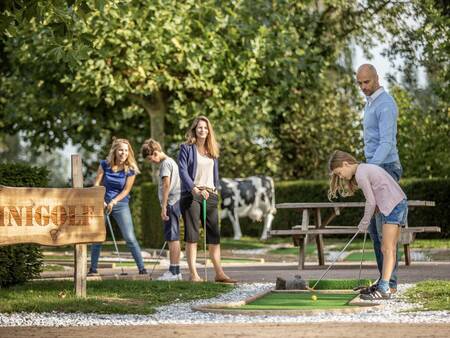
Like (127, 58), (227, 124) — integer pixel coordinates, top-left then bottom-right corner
(363, 87), (400, 165)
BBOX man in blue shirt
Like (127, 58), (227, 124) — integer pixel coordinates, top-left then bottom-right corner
(356, 64), (403, 294)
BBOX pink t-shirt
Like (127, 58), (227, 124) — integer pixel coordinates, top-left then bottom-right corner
(355, 163), (407, 229)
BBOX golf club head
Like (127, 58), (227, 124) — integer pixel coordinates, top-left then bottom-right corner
(352, 285), (368, 293)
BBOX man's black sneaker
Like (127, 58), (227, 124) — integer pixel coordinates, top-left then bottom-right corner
(87, 269), (99, 276)
(139, 268), (148, 275)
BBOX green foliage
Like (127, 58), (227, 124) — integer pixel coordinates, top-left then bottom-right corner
(0, 162), (49, 187)
(0, 279), (232, 314)
(394, 86), (449, 178)
(0, 1), (448, 181)
(0, 245), (43, 287)
(1, 1), (379, 179)
(140, 182), (164, 248)
(0, 162), (48, 287)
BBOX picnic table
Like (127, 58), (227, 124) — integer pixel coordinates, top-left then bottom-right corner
(269, 201), (441, 269)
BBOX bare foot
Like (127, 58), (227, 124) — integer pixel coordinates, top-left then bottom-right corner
(190, 275), (204, 282)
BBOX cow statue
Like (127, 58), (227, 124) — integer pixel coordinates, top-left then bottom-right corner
(219, 176), (276, 240)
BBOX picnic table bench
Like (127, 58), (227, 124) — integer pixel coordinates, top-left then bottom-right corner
(269, 201), (441, 269)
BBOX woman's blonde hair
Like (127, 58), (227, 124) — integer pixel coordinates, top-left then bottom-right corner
(185, 116), (219, 158)
(106, 137), (140, 174)
(327, 150), (359, 200)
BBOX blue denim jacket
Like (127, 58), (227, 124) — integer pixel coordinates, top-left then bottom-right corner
(178, 143), (220, 194)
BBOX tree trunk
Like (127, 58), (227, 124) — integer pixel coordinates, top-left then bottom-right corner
(129, 91), (166, 183)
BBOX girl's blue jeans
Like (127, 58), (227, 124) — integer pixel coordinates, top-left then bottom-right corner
(90, 201), (145, 271)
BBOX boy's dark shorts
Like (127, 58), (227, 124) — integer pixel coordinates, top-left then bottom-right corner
(180, 192), (220, 244)
(163, 201), (181, 241)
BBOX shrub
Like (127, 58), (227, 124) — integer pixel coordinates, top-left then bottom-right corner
(0, 163), (48, 287)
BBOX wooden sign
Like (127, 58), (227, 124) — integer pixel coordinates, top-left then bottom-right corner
(0, 185), (106, 246)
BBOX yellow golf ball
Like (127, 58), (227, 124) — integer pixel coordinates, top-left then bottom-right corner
(311, 295), (317, 301)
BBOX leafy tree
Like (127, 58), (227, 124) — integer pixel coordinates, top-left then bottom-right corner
(1, 0), (447, 180)
(393, 86), (449, 178)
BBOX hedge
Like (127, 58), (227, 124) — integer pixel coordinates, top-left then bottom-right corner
(0, 163), (48, 287)
(269, 178), (449, 239)
(133, 178), (449, 247)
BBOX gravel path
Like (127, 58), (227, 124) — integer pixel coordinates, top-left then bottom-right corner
(0, 283), (448, 327)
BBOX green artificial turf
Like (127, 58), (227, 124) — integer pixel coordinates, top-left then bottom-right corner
(308, 278), (372, 290)
(344, 251), (403, 262)
(240, 292), (357, 310)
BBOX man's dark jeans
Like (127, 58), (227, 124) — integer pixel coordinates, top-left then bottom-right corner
(368, 161), (403, 289)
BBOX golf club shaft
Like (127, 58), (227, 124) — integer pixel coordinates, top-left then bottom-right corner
(149, 241), (167, 278)
(203, 198), (207, 282)
(106, 212), (125, 274)
(358, 231), (368, 283)
(311, 230), (360, 290)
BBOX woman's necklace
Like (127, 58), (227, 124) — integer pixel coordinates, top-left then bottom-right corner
(197, 145), (208, 157)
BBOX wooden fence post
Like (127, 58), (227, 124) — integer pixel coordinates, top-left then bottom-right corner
(72, 154), (87, 298)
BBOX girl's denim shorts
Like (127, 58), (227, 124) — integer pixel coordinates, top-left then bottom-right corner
(381, 199), (408, 226)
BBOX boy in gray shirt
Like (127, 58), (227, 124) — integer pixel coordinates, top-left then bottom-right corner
(141, 139), (182, 281)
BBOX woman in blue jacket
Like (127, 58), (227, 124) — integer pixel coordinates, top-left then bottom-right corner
(178, 116), (236, 283)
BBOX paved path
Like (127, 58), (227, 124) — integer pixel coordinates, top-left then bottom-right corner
(2, 323), (450, 338)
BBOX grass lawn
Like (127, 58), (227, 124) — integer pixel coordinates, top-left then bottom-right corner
(268, 245), (317, 256)
(42, 264), (66, 272)
(220, 236), (289, 250)
(240, 292), (356, 310)
(411, 239), (450, 249)
(404, 280), (450, 311)
(0, 280), (232, 314)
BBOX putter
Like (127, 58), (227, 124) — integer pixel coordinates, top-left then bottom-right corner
(148, 241), (168, 280)
(353, 231), (368, 291)
(202, 197), (208, 282)
(310, 230), (360, 290)
(105, 212), (128, 276)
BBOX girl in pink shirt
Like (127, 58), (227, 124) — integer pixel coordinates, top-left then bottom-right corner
(328, 150), (408, 300)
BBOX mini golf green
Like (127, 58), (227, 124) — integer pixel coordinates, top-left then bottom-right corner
(192, 279), (379, 315)
(239, 292), (356, 310)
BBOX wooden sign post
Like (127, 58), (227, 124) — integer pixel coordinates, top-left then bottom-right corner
(72, 154), (87, 298)
(0, 154), (105, 298)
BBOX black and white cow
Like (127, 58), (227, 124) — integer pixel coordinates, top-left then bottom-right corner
(219, 176), (276, 240)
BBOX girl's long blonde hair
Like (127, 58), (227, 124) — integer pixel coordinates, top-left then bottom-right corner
(106, 137), (140, 174)
(328, 150), (359, 200)
(185, 116), (220, 159)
